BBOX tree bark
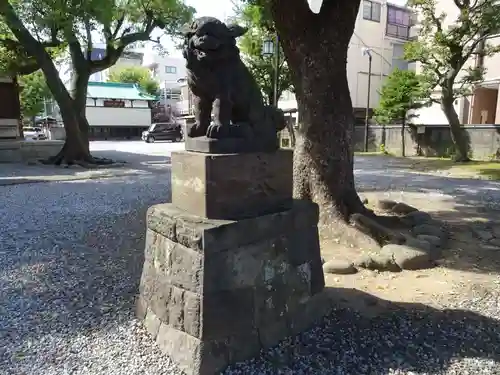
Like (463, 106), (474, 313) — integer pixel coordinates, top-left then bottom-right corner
(39, 64), (95, 164)
(270, 0), (368, 225)
(441, 94), (470, 162)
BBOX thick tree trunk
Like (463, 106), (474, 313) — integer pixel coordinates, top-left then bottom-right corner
(44, 67), (111, 165)
(271, 0), (367, 225)
(42, 69), (93, 165)
(441, 95), (470, 162)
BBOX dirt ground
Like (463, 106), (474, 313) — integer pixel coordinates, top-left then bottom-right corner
(321, 191), (500, 314)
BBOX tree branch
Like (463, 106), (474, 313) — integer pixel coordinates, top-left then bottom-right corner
(90, 14), (157, 74)
(0, 1), (50, 60)
(84, 19), (93, 62)
(64, 27), (87, 72)
(17, 62), (40, 75)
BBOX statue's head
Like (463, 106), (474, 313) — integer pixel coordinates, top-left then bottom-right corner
(181, 17), (247, 62)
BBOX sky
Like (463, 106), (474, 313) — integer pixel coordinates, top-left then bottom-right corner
(146, 0), (236, 59)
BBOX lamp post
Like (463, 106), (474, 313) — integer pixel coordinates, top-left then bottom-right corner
(262, 33), (280, 107)
(362, 47), (373, 152)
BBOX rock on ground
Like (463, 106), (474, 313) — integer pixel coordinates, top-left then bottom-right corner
(322, 260), (357, 275)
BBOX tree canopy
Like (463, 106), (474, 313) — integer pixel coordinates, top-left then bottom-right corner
(404, 0), (500, 161)
(235, 2), (293, 105)
(18, 70), (51, 119)
(108, 65), (159, 96)
(374, 68), (430, 125)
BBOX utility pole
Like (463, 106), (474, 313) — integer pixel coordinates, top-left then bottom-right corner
(273, 32), (280, 107)
(362, 48), (373, 152)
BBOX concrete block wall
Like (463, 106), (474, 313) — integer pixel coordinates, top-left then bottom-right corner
(353, 124), (500, 160)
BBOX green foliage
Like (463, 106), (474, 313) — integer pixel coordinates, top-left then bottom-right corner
(0, 0), (195, 81)
(18, 70), (51, 118)
(374, 69), (430, 124)
(404, 0), (500, 99)
(234, 2), (293, 105)
(108, 66), (159, 96)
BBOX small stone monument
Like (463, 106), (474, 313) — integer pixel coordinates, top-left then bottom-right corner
(136, 17), (329, 375)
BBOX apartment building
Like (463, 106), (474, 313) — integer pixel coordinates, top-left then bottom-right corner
(265, 1), (412, 124)
(143, 55), (187, 89)
(411, 0), (500, 125)
(349, 1), (413, 113)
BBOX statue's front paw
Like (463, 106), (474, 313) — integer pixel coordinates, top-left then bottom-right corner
(206, 123), (229, 139)
(187, 123), (207, 137)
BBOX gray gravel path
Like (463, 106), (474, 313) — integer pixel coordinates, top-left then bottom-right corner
(1, 156), (500, 375)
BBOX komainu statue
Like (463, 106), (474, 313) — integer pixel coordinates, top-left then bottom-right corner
(181, 17), (286, 152)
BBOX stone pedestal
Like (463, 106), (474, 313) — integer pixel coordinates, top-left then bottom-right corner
(137, 150), (328, 375)
(171, 150), (293, 220)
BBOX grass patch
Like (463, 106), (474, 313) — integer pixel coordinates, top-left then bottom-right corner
(354, 151), (387, 156)
(384, 156), (500, 180)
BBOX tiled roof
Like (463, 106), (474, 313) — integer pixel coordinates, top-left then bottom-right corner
(87, 82), (156, 100)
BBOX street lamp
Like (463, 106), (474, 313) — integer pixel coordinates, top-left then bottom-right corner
(262, 34), (280, 107)
(362, 47), (373, 152)
(262, 39), (274, 57)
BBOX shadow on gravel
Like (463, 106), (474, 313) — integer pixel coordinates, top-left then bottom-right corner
(0, 150), (172, 186)
(242, 287), (500, 374)
(0, 176), (168, 366)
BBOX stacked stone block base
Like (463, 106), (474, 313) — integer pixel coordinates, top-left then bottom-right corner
(137, 201), (326, 375)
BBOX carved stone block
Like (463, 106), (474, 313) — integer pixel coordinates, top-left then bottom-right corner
(171, 150), (293, 220)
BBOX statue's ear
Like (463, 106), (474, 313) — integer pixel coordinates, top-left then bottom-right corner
(180, 21), (195, 36)
(227, 24), (247, 38)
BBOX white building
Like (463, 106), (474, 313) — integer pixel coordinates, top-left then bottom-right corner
(143, 55), (186, 89)
(280, 0), (413, 119)
(85, 81), (155, 139)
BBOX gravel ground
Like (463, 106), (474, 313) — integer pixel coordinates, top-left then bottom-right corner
(1, 155), (500, 375)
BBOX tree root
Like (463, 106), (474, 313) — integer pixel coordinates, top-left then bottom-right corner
(350, 213), (406, 246)
(41, 152), (116, 168)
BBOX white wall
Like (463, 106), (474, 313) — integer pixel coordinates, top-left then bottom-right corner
(145, 56), (186, 88)
(411, 94), (465, 125)
(86, 99), (151, 127)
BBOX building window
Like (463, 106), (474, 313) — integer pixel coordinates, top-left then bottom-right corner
(391, 43), (409, 71)
(386, 6), (411, 39)
(363, 1), (381, 22)
(165, 66), (177, 74)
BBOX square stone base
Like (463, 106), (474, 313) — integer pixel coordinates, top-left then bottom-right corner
(137, 201), (328, 375)
(171, 150), (293, 220)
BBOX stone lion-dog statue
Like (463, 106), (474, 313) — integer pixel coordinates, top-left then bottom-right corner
(181, 16), (286, 149)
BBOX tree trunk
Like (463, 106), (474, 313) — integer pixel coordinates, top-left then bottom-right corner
(441, 94), (470, 162)
(70, 70), (91, 141)
(39, 66), (94, 164)
(271, 0), (368, 225)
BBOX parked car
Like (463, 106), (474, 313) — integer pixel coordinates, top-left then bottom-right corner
(142, 123), (183, 143)
(23, 127), (47, 141)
